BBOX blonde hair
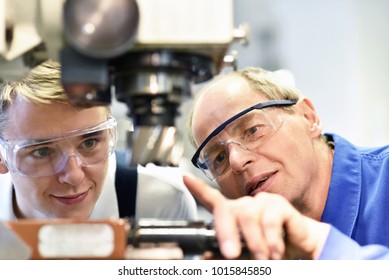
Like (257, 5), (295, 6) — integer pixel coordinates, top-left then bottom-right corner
(0, 60), (67, 105)
(187, 67), (302, 148)
(0, 60), (109, 134)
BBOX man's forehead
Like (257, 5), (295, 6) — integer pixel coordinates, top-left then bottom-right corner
(4, 100), (107, 140)
(197, 76), (263, 109)
(193, 102), (266, 148)
(192, 75), (268, 144)
(194, 90), (266, 127)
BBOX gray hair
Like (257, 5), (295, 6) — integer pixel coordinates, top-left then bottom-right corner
(187, 67), (302, 148)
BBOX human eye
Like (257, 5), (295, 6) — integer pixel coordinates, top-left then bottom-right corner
(247, 125), (259, 136)
(82, 138), (98, 149)
(206, 149), (228, 176)
(79, 133), (110, 161)
(213, 151), (227, 167)
(243, 122), (267, 142)
(203, 142), (228, 175)
(79, 131), (106, 150)
(16, 144), (56, 168)
(30, 146), (54, 158)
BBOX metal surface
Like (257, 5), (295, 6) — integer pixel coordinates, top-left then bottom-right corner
(64, 0), (139, 58)
(127, 126), (183, 166)
(0, 0), (246, 166)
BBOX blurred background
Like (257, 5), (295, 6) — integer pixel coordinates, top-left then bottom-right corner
(110, 0), (389, 186)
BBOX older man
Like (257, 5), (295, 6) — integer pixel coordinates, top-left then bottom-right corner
(184, 67), (389, 259)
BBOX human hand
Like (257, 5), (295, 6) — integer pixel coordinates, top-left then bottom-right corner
(183, 175), (330, 260)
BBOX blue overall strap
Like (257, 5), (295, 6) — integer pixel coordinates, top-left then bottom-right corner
(115, 161), (138, 218)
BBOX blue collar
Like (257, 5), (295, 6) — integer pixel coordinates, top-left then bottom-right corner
(321, 133), (361, 237)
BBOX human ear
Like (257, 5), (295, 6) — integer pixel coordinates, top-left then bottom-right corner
(297, 97), (322, 137)
(0, 156), (10, 174)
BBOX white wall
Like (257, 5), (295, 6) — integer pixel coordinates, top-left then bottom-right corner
(230, 0), (389, 147)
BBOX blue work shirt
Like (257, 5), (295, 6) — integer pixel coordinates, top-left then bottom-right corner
(319, 133), (389, 259)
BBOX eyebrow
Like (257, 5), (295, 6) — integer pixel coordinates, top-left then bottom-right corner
(203, 142), (223, 158)
(202, 112), (261, 156)
(192, 99), (298, 166)
(229, 111), (255, 132)
(18, 130), (105, 148)
(18, 138), (54, 147)
(80, 130), (104, 138)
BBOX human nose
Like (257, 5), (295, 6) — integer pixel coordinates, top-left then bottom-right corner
(57, 154), (85, 185)
(227, 141), (253, 173)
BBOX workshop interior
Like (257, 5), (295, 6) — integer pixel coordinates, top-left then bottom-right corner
(1, 0), (388, 259)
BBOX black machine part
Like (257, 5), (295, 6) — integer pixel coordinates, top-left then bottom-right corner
(127, 219), (249, 258)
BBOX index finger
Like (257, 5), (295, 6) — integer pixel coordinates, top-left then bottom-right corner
(183, 174), (227, 212)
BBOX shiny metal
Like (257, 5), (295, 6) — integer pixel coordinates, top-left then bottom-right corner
(127, 219), (250, 258)
(114, 50), (213, 166)
(233, 23), (250, 46)
(126, 126), (184, 166)
(128, 219), (219, 256)
(0, 0), (239, 167)
(64, 0), (139, 58)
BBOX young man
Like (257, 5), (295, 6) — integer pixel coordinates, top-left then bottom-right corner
(0, 60), (197, 221)
(184, 67), (389, 259)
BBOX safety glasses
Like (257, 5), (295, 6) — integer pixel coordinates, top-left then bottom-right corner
(191, 100), (297, 181)
(0, 116), (117, 178)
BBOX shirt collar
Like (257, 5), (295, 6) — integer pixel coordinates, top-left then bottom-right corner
(321, 133), (361, 237)
(89, 153), (119, 219)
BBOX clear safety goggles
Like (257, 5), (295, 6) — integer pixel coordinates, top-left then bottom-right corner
(0, 116), (117, 178)
(191, 100), (297, 181)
